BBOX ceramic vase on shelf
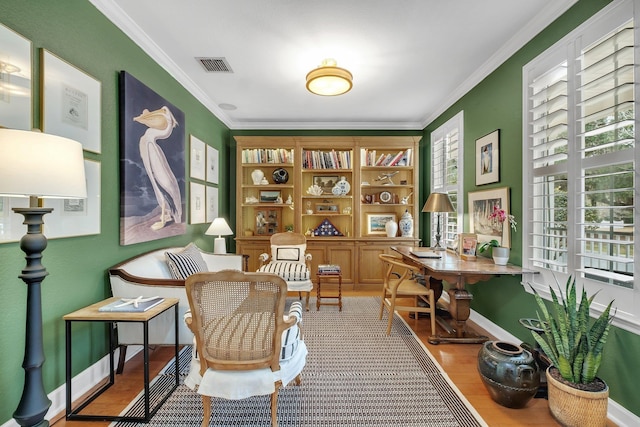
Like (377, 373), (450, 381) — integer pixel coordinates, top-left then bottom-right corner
(492, 247), (510, 265)
(251, 169), (264, 185)
(399, 210), (413, 237)
(385, 219), (398, 237)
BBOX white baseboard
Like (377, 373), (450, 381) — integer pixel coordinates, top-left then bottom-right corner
(1, 345), (142, 427)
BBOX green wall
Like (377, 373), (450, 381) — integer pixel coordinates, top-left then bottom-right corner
(423, 0), (639, 417)
(0, 1), (231, 423)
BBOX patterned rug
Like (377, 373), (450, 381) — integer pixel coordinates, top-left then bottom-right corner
(112, 297), (487, 426)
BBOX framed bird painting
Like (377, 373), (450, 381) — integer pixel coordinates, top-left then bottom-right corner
(119, 71), (186, 245)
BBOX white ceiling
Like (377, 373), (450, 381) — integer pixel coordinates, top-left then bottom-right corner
(90, 0), (577, 130)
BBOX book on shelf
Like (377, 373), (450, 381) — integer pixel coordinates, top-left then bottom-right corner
(99, 296), (165, 312)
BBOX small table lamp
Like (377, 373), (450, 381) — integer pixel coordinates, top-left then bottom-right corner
(0, 129), (86, 427)
(422, 192), (455, 251)
(206, 217), (234, 254)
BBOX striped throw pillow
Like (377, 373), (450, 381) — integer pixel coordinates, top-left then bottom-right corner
(165, 243), (207, 280)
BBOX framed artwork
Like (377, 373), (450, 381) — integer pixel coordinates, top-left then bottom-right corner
(206, 186), (218, 223)
(189, 135), (206, 181)
(475, 129), (499, 185)
(366, 213), (396, 235)
(119, 71), (186, 245)
(42, 49), (101, 153)
(315, 203), (339, 213)
(0, 160), (102, 242)
(313, 175), (339, 194)
(0, 23), (31, 130)
(190, 182), (206, 224)
(255, 208), (281, 235)
(259, 190), (281, 203)
(468, 187), (511, 248)
(459, 233), (478, 260)
(206, 145), (219, 184)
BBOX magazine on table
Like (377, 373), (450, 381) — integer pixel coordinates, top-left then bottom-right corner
(99, 296), (164, 312)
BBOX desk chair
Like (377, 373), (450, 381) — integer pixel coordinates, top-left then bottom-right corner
(184, 271), (306, 427)
(379, 253), (437, 335)
(258, 232), (313, 311)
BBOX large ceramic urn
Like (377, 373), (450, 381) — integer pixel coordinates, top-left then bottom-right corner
(477, 341), (539, 408)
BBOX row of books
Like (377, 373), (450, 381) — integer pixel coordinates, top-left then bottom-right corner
(361, 148), (412, 167)
(242, 148), (294, 164)
(302, 149), (352, 170)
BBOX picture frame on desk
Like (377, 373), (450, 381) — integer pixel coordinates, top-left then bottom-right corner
(459, 233), (477, 260)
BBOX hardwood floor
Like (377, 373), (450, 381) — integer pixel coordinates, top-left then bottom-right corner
(52, 291), (617, 426)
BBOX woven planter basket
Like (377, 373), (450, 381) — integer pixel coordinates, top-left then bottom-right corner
(546, 367), (609, 427)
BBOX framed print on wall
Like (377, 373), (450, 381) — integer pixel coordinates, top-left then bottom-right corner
(206, 186), (218, 223)
(190, 182), (205, 224)
(190, 135), (206, 181)
(475, 129), (499, 185)
(468, 187), (511, 248)
(42, 49), (101, 153)
(0, 23), (32, 130)
(206, 145), (219, 184)
(119, 71), (186, 245)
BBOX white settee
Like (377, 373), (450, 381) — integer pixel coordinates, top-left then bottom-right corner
(108, 245), (246, 371)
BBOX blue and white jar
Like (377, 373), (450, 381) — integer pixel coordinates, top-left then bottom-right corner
(399, 210), (413, 237)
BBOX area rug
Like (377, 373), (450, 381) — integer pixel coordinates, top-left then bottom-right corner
(111, 297), (487, 426)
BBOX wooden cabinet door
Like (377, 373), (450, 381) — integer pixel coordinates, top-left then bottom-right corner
(326, 244), (354, 283)
(236, 241), (270, 272)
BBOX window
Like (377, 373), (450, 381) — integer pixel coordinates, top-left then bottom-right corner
(523, 0), (639, 331)
(430, 111), (463, 249)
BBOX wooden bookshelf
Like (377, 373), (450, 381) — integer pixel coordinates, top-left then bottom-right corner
(233, 136), (421, 289)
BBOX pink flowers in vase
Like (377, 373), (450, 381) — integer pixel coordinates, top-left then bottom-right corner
(489, 205), (517, 232)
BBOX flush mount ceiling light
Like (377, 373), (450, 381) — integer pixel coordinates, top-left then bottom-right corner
(306, 58), (353, 96)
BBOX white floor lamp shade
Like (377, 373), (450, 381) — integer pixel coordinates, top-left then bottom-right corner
(0, 128), (86, 427)
(206, 218), (234, 254)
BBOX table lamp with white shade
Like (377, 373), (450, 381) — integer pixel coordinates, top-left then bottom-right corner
(0, 128), (86, 427)
(422, 192), (455, 251)
(206, 217), (234, 254)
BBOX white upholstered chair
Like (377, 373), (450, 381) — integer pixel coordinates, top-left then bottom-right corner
(257, 232), (313, 311)
(184, 270), (306, 427)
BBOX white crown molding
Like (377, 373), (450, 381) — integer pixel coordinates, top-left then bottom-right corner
(421, 0), (579, 128)
(91, 0), (577, 131)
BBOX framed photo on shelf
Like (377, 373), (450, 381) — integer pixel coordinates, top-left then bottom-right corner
(189, 135), (206, 181)
(468, 187), (510, 248)
(459, 233), (478, 260)
(313, 175), (339, 194)
(475, 129), (499, 185)
(0, 23), (32, 130)
(315, 203), (339, 213)
(259, 190), (281, 203)
(366, 213), (396, 235)
(42, 49), (101, 153)
(255, 208), (281, 235)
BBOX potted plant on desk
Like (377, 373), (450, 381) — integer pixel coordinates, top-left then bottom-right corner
(531, 276), (614, 427)
(478, 205), (517, 265)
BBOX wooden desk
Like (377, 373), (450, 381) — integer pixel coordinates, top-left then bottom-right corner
(64, 297), (180, 422)
(391, 246), (535, 344)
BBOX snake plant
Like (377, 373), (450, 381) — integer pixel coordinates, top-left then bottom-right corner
(530, 276), (614, 384)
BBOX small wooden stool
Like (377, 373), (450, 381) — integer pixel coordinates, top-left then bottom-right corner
(316, 271), (342, 311)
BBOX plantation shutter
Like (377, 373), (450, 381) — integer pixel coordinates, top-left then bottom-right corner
(529, 62), (569, 273)
(576, 22), (634, 287)
(431, 115), (461, 249)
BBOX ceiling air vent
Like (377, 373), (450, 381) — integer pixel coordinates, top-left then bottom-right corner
(196, 57), (233, 73)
